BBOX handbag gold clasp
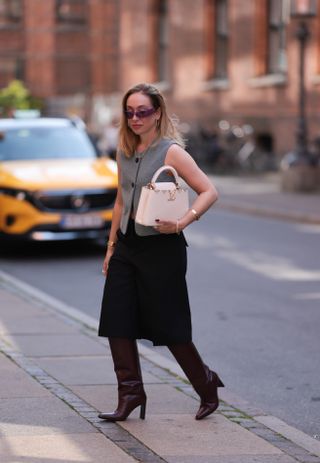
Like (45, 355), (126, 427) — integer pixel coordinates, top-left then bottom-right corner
(168, 189), (177, 201)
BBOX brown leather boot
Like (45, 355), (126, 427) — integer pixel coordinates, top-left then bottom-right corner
(98, 338), (147, 421)
(168, 342), (224, 420)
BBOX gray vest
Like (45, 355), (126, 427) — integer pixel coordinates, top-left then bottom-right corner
(119, 138), (176, 236)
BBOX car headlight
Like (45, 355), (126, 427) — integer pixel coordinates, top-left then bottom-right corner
(0, 187), (31, 202)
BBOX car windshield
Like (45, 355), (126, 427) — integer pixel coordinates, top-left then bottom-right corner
(0, 126), (96, 161)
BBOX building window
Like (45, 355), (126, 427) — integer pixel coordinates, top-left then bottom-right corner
(157, 0), (168, 81)
(56, 0), (87, 24)
(56, 57), (89, 94)
(151, 0), (169, 83)
(0, 0), (22, 25)
(267, 0), (287, 74)
(205, 0), (229, 80)
(214, 0), (228, 78)
(0, 56), (24, 86)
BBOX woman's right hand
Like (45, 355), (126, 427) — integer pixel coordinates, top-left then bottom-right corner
(102, 248), (114, 276)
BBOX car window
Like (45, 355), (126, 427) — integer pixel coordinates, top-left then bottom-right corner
(0, 126), (96, 161)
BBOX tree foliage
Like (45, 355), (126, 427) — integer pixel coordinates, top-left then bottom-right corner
(0, 80), (43, 117)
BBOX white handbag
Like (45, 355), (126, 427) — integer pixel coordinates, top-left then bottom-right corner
(135, 165), (189, 226)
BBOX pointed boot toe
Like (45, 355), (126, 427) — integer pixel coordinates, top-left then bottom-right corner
(168, 343), (224, 420)
(195, 371), (224, 420)
(195, 400), (219, 420)
(98, 411), (121, 422)
(98, 397), (146, 422)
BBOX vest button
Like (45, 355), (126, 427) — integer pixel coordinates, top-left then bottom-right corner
(135, 157), (139, 163)
(131, 182), (134, 187)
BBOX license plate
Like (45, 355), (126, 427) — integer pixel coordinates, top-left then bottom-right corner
(61, 214), (104, 229)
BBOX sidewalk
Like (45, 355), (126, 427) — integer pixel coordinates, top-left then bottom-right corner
(1, 271), (320, 463)
(210, 173), (320, 224)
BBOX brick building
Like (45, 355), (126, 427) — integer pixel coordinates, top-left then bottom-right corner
(0, 0), (119, 119)
(1, 0), (320, 158)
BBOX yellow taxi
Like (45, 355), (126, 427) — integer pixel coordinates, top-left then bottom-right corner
(0, 117), (117, 241)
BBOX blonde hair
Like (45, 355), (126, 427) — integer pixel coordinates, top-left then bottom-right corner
(118, 83), (185, 157)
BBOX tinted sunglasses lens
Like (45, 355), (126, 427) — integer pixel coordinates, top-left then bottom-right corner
(136, 108), (155, 118)
(125, 110), (134, 119)
(125, 108), (156, 119)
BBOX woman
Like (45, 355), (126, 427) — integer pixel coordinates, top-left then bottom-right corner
(98, 83), (224, 422)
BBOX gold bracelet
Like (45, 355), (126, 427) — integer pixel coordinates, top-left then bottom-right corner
(107, 240), (116, 248)
(191, 208), (200, 221)
(176, 220), (180, 234)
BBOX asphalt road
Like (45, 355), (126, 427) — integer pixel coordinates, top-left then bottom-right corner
(1, 209), (319, 438)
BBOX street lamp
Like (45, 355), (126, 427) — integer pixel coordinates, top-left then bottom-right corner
(281, 0), (317, 191)
(290, 0), (317, 164)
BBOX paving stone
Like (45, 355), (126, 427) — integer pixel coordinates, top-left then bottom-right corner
(0, 433), (136, 462)
(298, 457), (320, 463)
(1, 333), (107, 357)
(0, 314), (77, 335)
(220, 389), (266, 416)
(292, 457), (320, 463)
(70, 383), (198, 415)
(120, 414), (283, 458)
(255, 415), (320, 459)
(0, 397), (95, 436)
(219, 405), (238, 412)
(233, 419), (262, 429)
(167, 455), (298, 463)
(0, 353), (50, 399)
(34, 356), (159, 385)
(36, 378), (58, 385)
(223, 411), (244, 417)
(0, 290), (47, 317)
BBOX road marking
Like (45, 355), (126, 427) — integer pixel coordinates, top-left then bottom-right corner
(186, 230), (320, 282)
(295, 224), (320, 234)
(218, 250), (320, 281)
(294, 292), (320, 300)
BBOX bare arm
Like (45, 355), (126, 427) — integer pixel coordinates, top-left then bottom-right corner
(102, 154), (123, 275)
(155, 144), (218, 234)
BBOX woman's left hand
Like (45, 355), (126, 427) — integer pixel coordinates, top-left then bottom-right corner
(154, 220), (179, 234)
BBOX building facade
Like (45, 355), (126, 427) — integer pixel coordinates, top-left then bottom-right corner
(0, 0), (119, 119)
(1, 0), (320, 158)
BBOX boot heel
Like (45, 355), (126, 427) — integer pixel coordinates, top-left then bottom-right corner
(140, 402), (146, 420)
(217, 377), (224, 388)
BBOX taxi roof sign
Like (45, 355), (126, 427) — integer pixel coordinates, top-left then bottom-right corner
(14, 109), (41, 119)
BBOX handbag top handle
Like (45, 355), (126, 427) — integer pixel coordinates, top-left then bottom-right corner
(150, 165), (180, 186)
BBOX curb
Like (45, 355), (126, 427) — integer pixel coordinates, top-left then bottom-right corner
(1, 269), (320, 462)
(208, 174), (320, 225)
(216, 201), (320, 225)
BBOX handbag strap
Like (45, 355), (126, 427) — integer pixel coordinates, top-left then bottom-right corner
(150, 165), (180, 186)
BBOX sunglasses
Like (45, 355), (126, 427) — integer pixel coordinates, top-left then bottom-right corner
(124, 107), (156, 119)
